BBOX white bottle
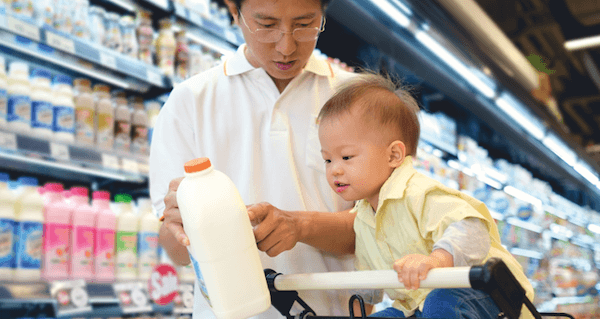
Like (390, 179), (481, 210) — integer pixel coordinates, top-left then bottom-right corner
(146, 100), (161, 145)
(93, 84), (114, 150)
(130, 97), (149, 155)
(0, 173), (16, 280)
(7, 62), (32, 134)
(30, 69), (54, 139)
(137, 197), (160, 281)
(0, 56), (8, 128)
(52, 75), (75, 143)
(114, 193), (138, 281)
(14, 176), (44, 282)
(113, 95), (131, 152)
(177, 157), (270, 319)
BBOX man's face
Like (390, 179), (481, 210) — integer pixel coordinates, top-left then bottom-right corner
(229, 0), (324, 87)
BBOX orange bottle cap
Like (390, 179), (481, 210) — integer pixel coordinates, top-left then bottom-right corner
(184, 157), (212, 173)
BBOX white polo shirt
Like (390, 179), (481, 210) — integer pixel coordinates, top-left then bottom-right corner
(149, 44), (357, 318)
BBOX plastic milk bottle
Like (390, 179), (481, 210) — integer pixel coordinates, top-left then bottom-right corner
(7, 62), (31, 133)
(92, 190), (116, 283)
(177, 158), (270, 319)
(0, 173), (16, 279)
(42, 183), (71, 281)
(14, 177), (44, 281)
(69, 187), (96, 281)
(137, 197), (159, 281)
(115, 194), (138, 281)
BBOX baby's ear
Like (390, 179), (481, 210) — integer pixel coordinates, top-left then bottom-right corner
(388, 141), (406, 167)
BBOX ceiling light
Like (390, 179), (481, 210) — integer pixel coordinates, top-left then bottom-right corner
(574, 160), (599, 185)
(564, 35), (600, 51)
(415, 30), (496, 98)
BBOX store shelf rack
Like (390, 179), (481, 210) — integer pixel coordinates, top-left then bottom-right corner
(0, 12), (167, 93)
(0, 281), (174, 318)
(0, 129), (148, 184)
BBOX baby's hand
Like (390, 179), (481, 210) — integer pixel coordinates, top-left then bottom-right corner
(393, 254), (442, 290)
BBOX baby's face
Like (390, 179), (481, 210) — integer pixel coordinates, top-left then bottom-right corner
(318, 110), (394, 206)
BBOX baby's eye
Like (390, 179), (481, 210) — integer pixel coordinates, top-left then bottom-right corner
(324, 159), (331, 164)
(342, 156), (352, 160)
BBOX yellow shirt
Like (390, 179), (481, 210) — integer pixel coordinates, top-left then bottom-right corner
(352, 156), (535, 318)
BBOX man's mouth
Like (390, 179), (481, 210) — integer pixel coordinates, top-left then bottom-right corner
(275, 61), (295, 70)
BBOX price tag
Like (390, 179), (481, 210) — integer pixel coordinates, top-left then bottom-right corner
(45, 31), (75, 54)
(7, 16), (40, 41)
(102, 153), (120, 170)
(0, 131), (17, 151)
(50, 143), (70, 161)
(174, 283), (194, 314)
(146, 70), (163, 86)
(100, 52), (118, 70)
(114, 282), (153, 314)
(51, 280), (93, 316)
(122, 158), (139, 174)
(148, 264), (179, 306)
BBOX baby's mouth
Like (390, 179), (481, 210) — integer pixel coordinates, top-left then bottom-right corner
(335, 181), (349, 192)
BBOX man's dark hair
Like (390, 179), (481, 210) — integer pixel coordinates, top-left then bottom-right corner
(231, 0), (332, 11)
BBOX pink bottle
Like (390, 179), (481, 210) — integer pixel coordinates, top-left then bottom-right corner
(42, 183), (71, 281)
(92, 191), (116, 283)
(69, 187), (96, 281)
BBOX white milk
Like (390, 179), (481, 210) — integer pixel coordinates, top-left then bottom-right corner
(114, 194), (138, 281)
(7, 62), (31, 133)
(177, 157), (270, 319)
(136, 197), (160, 280)
(30, 69), (54, 139)
(14, 177), (44, 282)
(0, 173), (16, 279)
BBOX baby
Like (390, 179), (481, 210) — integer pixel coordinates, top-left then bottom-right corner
(317, 72), (534, 318)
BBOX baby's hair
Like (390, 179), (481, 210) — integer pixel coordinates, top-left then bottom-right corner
(318, 71), (421, 156)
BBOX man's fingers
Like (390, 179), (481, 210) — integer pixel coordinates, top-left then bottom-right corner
(168, 176), (185, 192)
(166, 222), (189, 246)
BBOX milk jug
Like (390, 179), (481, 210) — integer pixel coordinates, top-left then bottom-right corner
(177, 157), (270, 319)
(0, 173), (16, 280)
(14, 177), (44, 281)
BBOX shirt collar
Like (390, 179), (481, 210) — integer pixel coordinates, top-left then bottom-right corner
(224, 44), (334, 77)
(378, 156), (416, 204)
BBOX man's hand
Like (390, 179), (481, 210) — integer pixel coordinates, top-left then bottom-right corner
(393, 250), (453, 290)
(247, 202), (302, 257)
(162, 177), (189, 246)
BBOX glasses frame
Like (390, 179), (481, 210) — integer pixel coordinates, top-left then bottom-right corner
(237, 9), (326, 43)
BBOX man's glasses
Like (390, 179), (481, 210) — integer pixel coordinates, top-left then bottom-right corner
(238, 10), (326, 43)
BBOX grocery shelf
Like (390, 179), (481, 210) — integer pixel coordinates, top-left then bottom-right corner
(0, 281), (174, 318)
(0, 14), (167, 93)
(505, 217), (544, 234)
(0, 129), (148, 184)
(173, 2), (243, 47)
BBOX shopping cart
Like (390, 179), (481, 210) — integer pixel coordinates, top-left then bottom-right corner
(265, 258), (575, 319)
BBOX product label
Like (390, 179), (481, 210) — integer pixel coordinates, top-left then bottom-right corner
(53, 105), (75, 134)
(31, 100), (54, 130)
(0, 89), (7, 121)
(75, 107), (94, 144)
(131, 125), (149, 154)
(116, 231), (138, 275)
(95, 228), (115, 273)
(138, 232), (158, 276)
(43, 223), (71, 274)
(7, 95), (31, 124)
(73, 225), (94, 273)
(97, 113), (114, 148)
(189, 253), (211, 307)
(15, 221), (43, 270)
(0, 218), (16, 268)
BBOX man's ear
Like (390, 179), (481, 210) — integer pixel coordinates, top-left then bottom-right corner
(388, 140), (406, 168)
(224, 0), (239, 25)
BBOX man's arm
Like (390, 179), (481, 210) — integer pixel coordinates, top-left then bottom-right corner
(247, 203), (356, 256)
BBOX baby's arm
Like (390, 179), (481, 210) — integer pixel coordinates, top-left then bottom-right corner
(393, 217), (490, 290)
(432, 217), (491, 266)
